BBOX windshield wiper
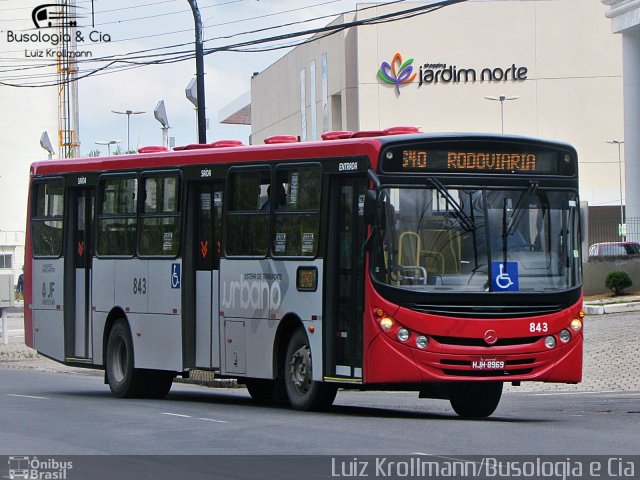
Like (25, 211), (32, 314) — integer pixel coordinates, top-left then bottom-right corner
(428, 178), (476, 232)
(506, 181), (538, 235)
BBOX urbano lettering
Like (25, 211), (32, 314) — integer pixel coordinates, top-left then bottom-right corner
(221, 275), (282, 311)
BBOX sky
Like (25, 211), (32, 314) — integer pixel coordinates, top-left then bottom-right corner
(3, 0), (380, 155)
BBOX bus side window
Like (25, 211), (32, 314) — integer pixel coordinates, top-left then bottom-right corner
(272, 165), (321, 257)
(226, 168), (270, 257)
(31, 179), (65, 257)
(97, 176), (138, 256)
(139, 174), (181, 257)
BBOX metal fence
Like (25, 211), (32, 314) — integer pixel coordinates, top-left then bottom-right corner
(588, 216), (640, 246)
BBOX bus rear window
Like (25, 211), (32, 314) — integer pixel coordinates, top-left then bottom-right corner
(31, 179), (64, 257)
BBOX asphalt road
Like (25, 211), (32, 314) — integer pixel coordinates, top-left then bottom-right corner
(0, 368), (638, 457)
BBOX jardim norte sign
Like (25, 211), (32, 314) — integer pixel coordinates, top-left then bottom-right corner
(377, 52), (528, 93)
(418, 62), (528, 85)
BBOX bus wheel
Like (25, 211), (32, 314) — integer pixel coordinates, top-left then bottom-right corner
(448, 382), (503, 418)
(106, 319), (139, 398)
(284, 328), (337, 411)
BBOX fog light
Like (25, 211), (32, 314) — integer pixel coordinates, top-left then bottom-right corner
(559, 329), (571, 343)
(397, 328), (410, 342)
(570, 318), (582, 332)
(380, 317), (394, 331)
(416, 335), (429, 349)
(545, 335), (556, 349)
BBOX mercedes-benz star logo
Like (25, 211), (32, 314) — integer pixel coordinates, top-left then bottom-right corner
(484, 329), (498, 345)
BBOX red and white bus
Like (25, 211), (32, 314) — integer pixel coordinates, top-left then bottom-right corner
(23, 129), (584, 417)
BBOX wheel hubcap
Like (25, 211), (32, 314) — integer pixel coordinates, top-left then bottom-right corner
(289, 345), (312, 395)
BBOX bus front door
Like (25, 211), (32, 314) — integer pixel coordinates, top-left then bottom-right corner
(185, 182), (224, 370)
(324, 174), (367, 381)
(64, 187), (94, 361)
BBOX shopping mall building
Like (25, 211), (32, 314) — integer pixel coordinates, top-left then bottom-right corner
(222, 0), (637, 241)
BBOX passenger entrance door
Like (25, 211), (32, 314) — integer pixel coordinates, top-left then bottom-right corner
(64, 187), (95, 360)
(324, 174), (367, 380)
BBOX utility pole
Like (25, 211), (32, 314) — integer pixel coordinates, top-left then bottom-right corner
(607, 140), (625, 240)
(187, 0), (207, 144)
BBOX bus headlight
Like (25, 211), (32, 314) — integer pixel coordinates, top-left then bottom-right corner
(397, 328), (410, 342)
(570, 319), (583, 332)
(379, 317), (394, 331)
(415, 336), (429, 349)
(545, 336), (556, 349)
(559, 329), (571, 343)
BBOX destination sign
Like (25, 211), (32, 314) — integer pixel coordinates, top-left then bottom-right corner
(381, 143), (575, 176)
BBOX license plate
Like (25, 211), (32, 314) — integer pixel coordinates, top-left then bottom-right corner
(471, 358), (505, 370)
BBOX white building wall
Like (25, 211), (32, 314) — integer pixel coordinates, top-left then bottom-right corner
(601, 0), (640, 224)
(251, 0), (624, 211)
(0, 1), (58, 279)
(355, 0), (622, 208)
(251, 14), (356, 143)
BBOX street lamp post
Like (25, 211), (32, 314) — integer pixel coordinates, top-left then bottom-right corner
(39, 131), (55, 160)
(607, 140), (625, 239)
(111, 109), (146, 152)
(484, 95), (519, 133)
(95, 139), (121, 156)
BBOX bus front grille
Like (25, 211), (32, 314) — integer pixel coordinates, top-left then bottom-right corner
(407, 304), (562, 318)
(432, 335), (541, 347)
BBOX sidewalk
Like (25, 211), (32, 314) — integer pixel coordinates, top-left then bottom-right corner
(2, 308), (639, 393)
(582, 294), (640, 315)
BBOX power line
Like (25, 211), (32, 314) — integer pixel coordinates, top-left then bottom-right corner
(0, 0), (467, 87)
(0, 0), (350, 56)
(0, 0), (400, 76)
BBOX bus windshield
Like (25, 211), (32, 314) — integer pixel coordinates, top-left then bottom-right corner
(371, 185), (581, 293)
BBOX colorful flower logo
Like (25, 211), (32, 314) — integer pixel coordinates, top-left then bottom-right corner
(377, 52), (417, 94)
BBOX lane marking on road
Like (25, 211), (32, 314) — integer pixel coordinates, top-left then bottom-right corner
(7, 394), (50, 400)
(411, 453), (490, 470)
(411, 453), (474, 462)
(162, 413), (228, 424)
(197, 417), (228, 424)
(529, 391), (640, 397)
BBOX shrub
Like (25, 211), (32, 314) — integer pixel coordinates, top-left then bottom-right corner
(605, 271), (633, 296)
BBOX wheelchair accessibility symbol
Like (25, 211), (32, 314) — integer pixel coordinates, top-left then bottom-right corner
(491, 261), (519, 292)
(171, 263), (181, 289)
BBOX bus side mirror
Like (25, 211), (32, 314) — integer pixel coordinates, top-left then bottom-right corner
(363, 190), (378, 225)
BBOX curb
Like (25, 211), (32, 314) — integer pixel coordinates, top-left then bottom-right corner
(583, 295), (640, 315)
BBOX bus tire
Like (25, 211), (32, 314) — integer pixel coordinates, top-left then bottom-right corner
(106, 319), (140, 398)
(448, 382), (503, 418)
(284, 328), (337, 411)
